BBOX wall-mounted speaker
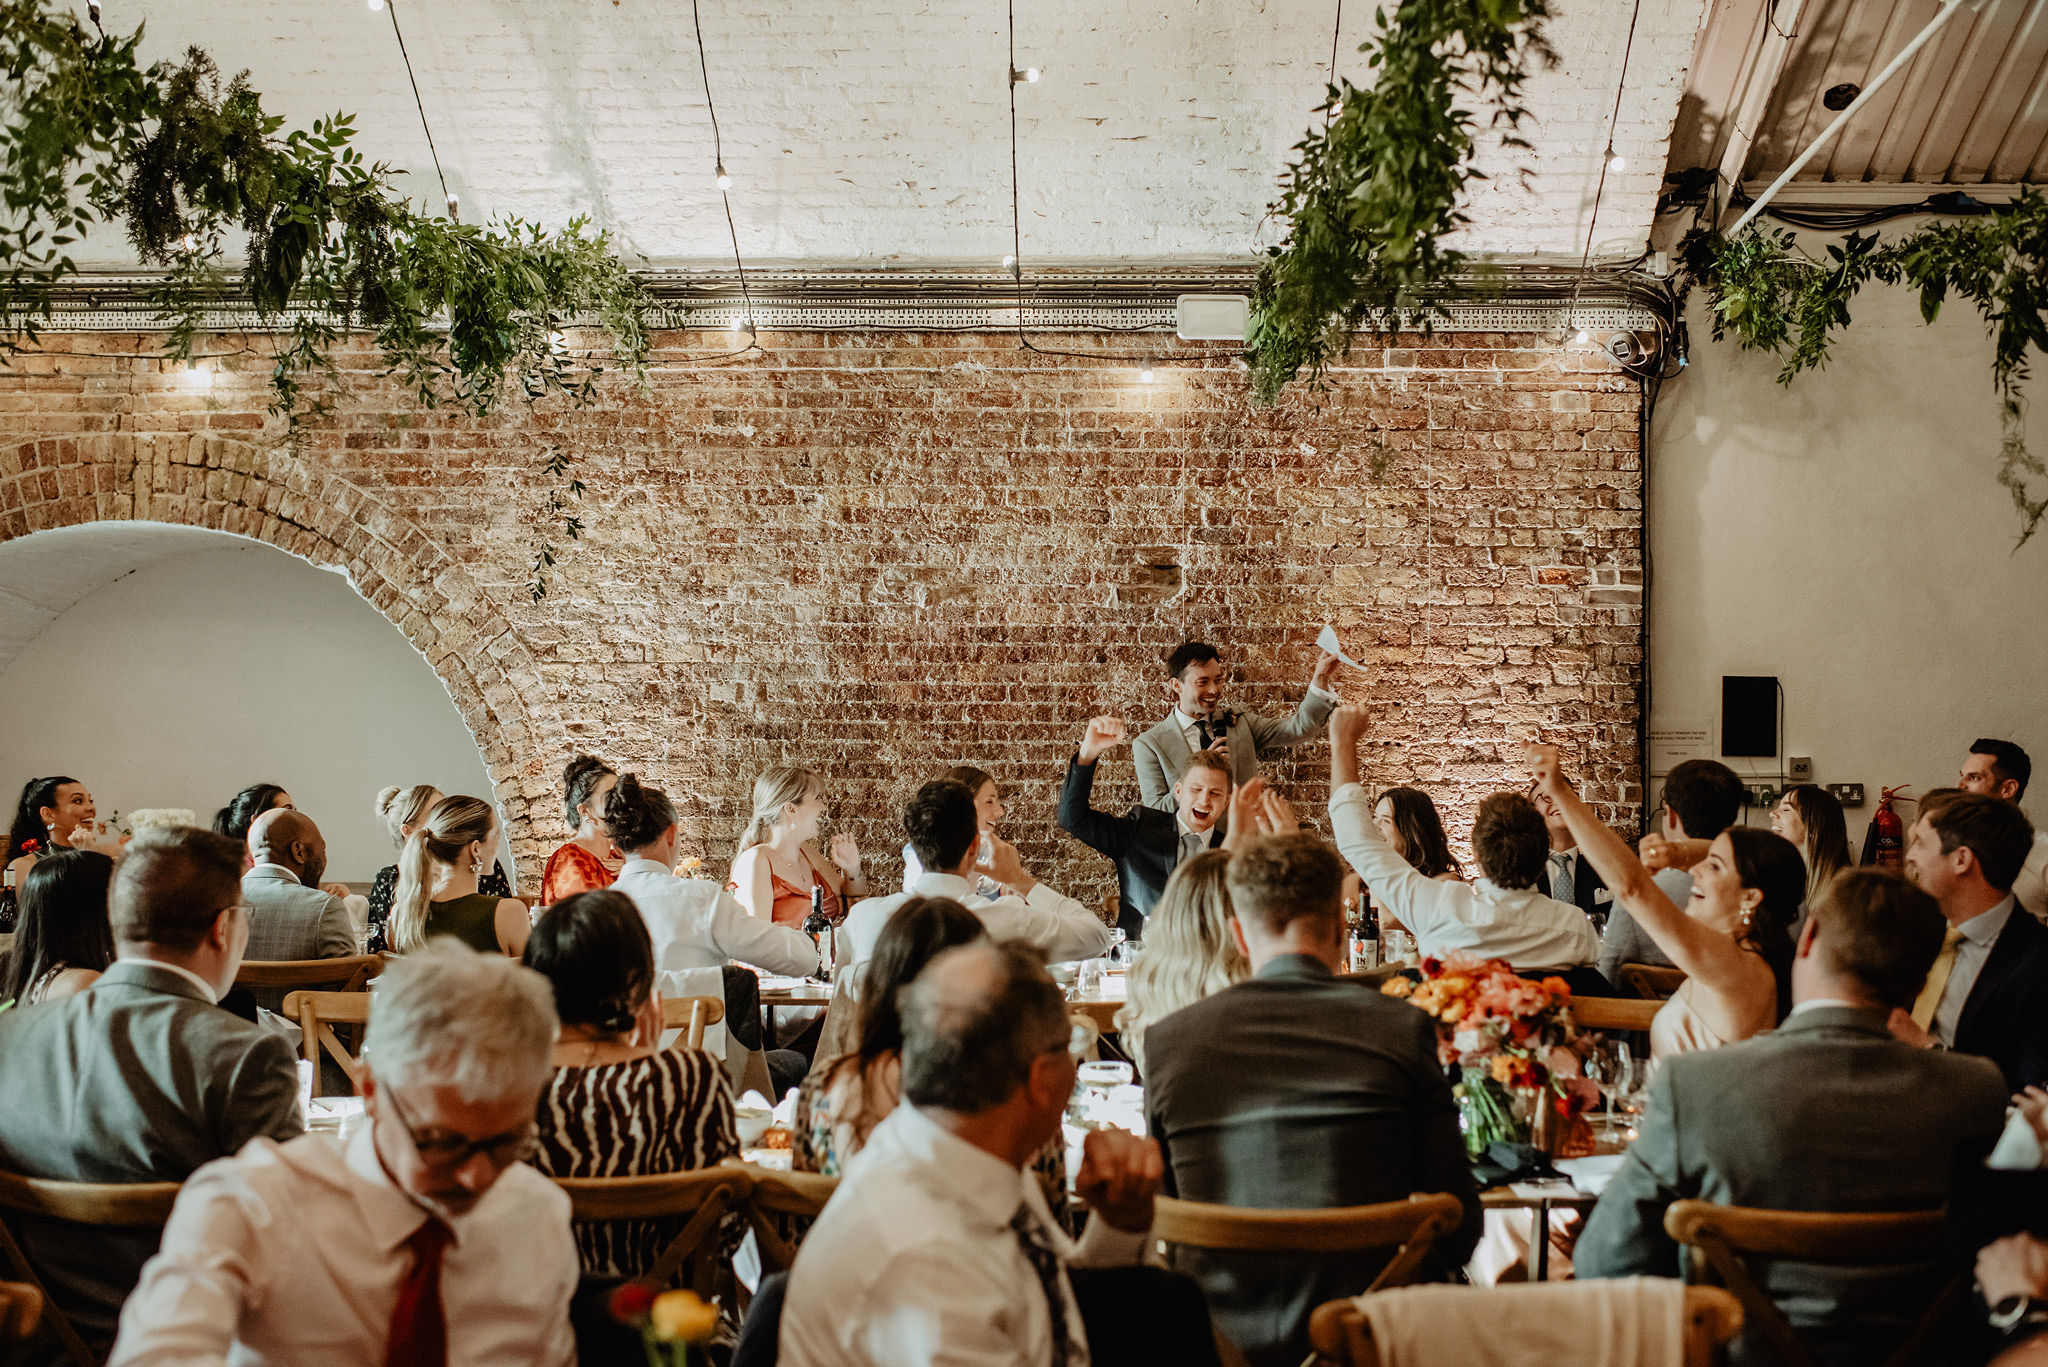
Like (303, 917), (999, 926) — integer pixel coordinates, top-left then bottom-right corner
(1722, 676), (1779, 758)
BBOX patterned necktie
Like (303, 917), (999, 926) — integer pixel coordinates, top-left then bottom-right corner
(384, 1218), (453, 1367)
(1009, 1205), (1072, 1367)
(1550, 852), (1576, 907)
(1196, 718), (1219, 749)
(1910, 927), (1966, 1032)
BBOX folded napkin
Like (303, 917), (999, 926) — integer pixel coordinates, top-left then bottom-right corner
(1357, 1276), (1686, 1367)
(1989, 1108), (2047, 1171)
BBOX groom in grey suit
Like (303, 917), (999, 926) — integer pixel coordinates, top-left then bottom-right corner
(1577, 868), (2008, 1366)
(0, 827), (302, 1364)
(1131, 641), (1339, 811)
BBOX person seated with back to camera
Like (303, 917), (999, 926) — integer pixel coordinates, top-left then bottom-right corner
(1057, 714), (1234, 941)
(1130, 641), (1341, 813)
(1327, 703), (1602, 988)
(900, 764), (1012, 897)
(238, 807), (358, 1012)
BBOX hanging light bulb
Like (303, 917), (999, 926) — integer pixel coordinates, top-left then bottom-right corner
(1605, 146), (1625, 172)
(1001, 254), (1018, 272)
(715, 162), (732, 191)
(181, 360), (213, 390)
(1139, 359), (1157, 384)
(445, 193), (460, 221)
(177, 232), (197, 252)
(1571, 328), (1591, 347)
(1011, 66), (1040, 84)
(86, 0), (100, 23)
(368, 0), (384, 10)
(1025, 67), (1040, 82)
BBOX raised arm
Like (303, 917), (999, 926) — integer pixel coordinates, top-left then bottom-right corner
(1524, 746), (1755, 996)
(1058, 718), (1138, 860)
(1246, 652), (1342, 754)
(1328, 704), (1455, 945)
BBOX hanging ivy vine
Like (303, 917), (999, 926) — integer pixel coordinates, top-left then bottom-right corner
(0, 0), (649, 594)
(1245, 0), (1555, 405)
(1680, 194), (2048, 545)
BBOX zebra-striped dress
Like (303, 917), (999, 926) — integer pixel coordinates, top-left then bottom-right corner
(532, 1045), (739, 1278)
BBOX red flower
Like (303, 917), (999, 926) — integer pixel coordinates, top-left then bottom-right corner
(19, 839), (38, 855)
(1421, 956), (1443, 976)
(608, 1281), (658, 1324)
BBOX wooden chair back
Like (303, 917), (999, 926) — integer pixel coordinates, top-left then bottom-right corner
(1152, 1193), (1465, 1293)
(0, 1280), (42, 1353)
(1620, 963), (1687, 1001)
(554, 1169), (753, 1298)
(1568, 996), (1663, 1033)
(0, 1170), (182, 1367)
(282, 989), (373, 1083)
(1663, 1201), (1958, 1367)
(662, 995), (725, 1052)
(1308, 1283), (1743, 1366)
(732, 1163), (840, 1273)
(234, 954), (381, 993)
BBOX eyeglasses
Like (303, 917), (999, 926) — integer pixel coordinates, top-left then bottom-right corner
(381, 1084), (536, 1170)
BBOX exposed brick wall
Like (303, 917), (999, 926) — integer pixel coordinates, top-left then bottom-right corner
(0, 330), (1643, 904)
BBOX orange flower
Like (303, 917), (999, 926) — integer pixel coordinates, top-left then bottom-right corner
(1381, 978), (1416, 999)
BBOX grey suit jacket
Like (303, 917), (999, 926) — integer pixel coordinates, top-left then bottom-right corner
(0, 959), (303, 1362)
(1576, 1005), (2007, 1366)
(1132, 686), (1336, 811)
(1143, 955), (1481, 1367)
(240, 865), (356, 1012)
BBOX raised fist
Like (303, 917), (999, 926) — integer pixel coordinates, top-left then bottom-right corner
(1079, 715), (1129, 764)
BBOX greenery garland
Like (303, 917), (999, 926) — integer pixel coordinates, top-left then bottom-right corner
(0, 0), (650, 594)
(1681, 195), (2048, 545)
(1245, 0), (1555, 406)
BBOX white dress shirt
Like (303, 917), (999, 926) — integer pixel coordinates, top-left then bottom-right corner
(780, 1103), (1146, 1367)
(611, 857), (820, 983)
(1331, 783), (1598, 969)
(109, 1127), (576, 1367)
(901, 840), (1004, 899)
(841, 872), (1112, 968)
(2015, 832), (2048, 923)
(1931, 895), (2016, 1047)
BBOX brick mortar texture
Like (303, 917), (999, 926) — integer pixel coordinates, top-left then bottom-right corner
(0, 330), (1643, 907)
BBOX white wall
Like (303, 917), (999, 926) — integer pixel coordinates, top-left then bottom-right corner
(0, 542), (501, 883)
(1649, 277), (2048, 831)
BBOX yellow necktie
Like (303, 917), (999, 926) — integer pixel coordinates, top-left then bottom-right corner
(1910, 928), (1966, 1030)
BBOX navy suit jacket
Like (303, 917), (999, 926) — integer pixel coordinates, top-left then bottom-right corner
(1954, 899), (2048, 1090)
(1056, 755), (1213, 939)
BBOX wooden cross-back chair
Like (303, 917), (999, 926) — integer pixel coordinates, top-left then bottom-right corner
(733, 1164), (839, 1275)
(1620, 963), (1687, 1001)
(1663, 1201), (1961, 1367)
(1307, 1283), (1744, 1366)
(662, 995), (723, 1051)
(1152, 1193), (1467, 1293)
(282, 989), (372, 1084)
(1568, 996), (1664, 1033)
(0, 1170), (181, 1367)
(553, 1169), (753, 1300)
(234, 954), (382, 995)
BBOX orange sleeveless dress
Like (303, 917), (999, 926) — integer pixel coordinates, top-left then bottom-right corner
(540, 842), (619, 906)
(730, 855), (843, 927)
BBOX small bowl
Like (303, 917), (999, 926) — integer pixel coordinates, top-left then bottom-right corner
(735, 1106), (774, 1147)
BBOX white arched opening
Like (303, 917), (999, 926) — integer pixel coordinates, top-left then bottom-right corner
(0, 523), (505, 884)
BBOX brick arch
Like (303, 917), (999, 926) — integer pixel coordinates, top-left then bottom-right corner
(0, 430), (555, 876)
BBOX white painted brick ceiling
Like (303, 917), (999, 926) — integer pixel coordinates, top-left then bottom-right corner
(80, 0), (1708, 267)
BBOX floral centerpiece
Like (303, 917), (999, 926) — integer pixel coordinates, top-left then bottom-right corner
(1383, 952), (1596, 1157)
(606, 1283), (719, 1364)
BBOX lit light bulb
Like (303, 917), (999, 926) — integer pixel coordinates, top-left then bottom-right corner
(1012, 66), (1041, 84)
(181, 360), (213, 390)
(730, 317), (746, 333)
(1606, 147), (1625, 172)
(1001, 254), (1018, 270)
(547, 330), (566, 355)
(1571, 329), (1590, 346)
(368, 0), (384, 10)
(445, 193), (460, 220)
(1025, 67), (1040, 82)
(1139, 360), (1157, 384)
(178, 232), (197, 252)
(715, 162), (732, 191)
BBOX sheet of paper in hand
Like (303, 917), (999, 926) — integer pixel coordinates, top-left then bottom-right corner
(1317, 624), (1368, 672)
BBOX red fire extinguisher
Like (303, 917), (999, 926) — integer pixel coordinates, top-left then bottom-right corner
(1861, 785), (1911, 867)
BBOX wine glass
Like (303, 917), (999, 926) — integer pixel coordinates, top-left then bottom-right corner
(1108, 927), (1132, 969)
(1587, 1039), (1633, 1135)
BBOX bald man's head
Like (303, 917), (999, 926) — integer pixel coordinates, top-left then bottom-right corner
(900, 941), (1068, 1116)
(249, 807), (327, 887)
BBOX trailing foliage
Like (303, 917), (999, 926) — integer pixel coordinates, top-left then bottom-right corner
(0, 0), (650, 594)
(1246, 0), (1555, 405)
(1682, 193), (2048, 545)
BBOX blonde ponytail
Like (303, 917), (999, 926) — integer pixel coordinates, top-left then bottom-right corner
(389, 794), (495, 954)
(739, 767), (819, 852)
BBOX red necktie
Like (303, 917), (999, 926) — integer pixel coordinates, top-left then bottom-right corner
(384, 1218), (453, 1367)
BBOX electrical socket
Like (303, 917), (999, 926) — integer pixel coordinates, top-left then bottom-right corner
(1788, 755), (1813, 782)
(1745, 784), (1781, 809)
(1827, 783), (1865, 808)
